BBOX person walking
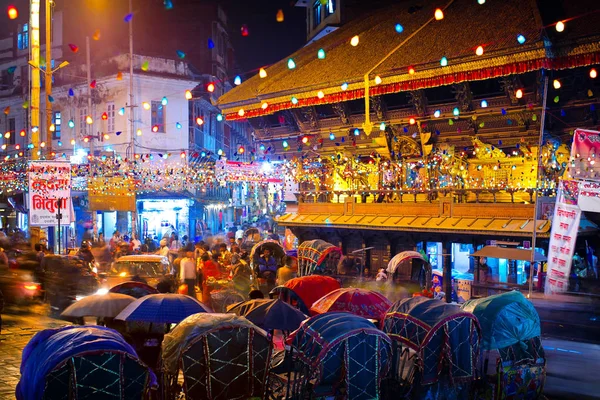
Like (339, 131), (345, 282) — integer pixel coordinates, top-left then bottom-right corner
(180, 247), (197, 298)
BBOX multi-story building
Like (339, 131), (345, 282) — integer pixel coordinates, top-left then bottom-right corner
(0, 0), (254, 246)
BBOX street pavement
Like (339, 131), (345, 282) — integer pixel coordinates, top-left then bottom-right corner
(1, 304), (599, 399)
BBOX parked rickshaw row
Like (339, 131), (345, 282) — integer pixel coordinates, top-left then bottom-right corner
(18, 273), (545, 400)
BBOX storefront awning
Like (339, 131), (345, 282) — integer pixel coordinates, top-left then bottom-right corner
(471, 246), (546, 262)
(277, 213), (553, 238)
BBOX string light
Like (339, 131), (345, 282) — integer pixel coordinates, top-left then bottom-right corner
(374, 75), (382, 84)
(103, 134), (110, 140)
(409, 118), (416, 125)
(453, 107), (460, 116)
(591, 68), (598, 79)
(350, 35), (359, 46)
(196, 117), (204, 125)
(517, 34), (526, 44)
(185, 90), (192, 100)
(440, 57), (448, 66)
(291, 97), (298, 105)
(515, 89), (524, 98)
(216, 114), (223, 122)
(480, 100), (488, 108)
(118, 107), (125, 116)
(302, 136), (309, 144)
(553, 79), (561, 89)
(317, 48), (326, 59)
(395, 23), (404, 33)
(136, 129), (142, 136)
(238, 109), (245, 117)
(86, 116), (93, 124)
(176, 122), (182, 129)
(341, 82), (348, 90)
(142, 102), (151, 110)
(152, 125), (159, 132)
(287, 58), (296, 69)
(234, 75), (242, 85)
(329, 132), (335, 140)
(408, 66), (415, 74)
(70, 139), (76, 145)
(434, 8), (444, 20)
(556, 21), (565, 32)
(259, 68), (267, 78)
(475, 46), (484, 56)
(317, 91), (325, 99)
(434, 110), (441, 118)
(261, 102), (268, 110)
(379, 122), (386, 131)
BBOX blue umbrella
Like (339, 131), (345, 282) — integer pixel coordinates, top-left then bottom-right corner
(115, 294), (211, 324)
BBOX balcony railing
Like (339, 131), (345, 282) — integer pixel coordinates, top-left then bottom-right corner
(295, 187), (556, 204)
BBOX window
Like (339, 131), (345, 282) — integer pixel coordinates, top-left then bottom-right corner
(17, 23), (28, 50)
(151, 101), (165, 133)
(7, 118), (15, 145)
(326, 0), (336, 16)
(79, 107), (88, 137)
(53, 111), (61, 140)
(312, 1), (322, 29)
(1, 69), (14, 88)
(106, 102), (115, 133)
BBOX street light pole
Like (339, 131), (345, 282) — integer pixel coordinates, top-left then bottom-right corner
(45, 0), (52, 155)
(128, 0), (138, 238)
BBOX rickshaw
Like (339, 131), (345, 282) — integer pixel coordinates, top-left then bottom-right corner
(282, 312), (392, 399)
(297, 239), (343, 277)
(462, 291), (546, 399)
(270, 275), (341, 315)
(17, 325), (156, 400)
(241, 227), (262, 252)
(382, 297), (481, 399)
(386, 251), (432, 291)
(161, 313), (273, 400)
(251, 239), (287, 288)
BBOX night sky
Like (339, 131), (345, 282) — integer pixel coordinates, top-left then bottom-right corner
(219, 0), (307, 74)
(0, 0), (307, 77)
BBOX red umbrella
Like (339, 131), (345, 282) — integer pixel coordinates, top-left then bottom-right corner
(284, 275), (340, 312)
(310, 288), (392, 320)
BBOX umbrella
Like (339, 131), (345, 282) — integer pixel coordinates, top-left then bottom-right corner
(60, 293), (135, 318)
(310, 288), (392, 320)
(115, 294), (212, 324)
(227, 299), (307, 331)
(109, 281), (159, 299)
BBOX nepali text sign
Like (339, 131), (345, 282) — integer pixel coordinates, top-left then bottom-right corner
(28, 161), (72, 227)
(568, 129), (600, 180)
(545, 200), (581, 295)
(577, 180), (600, 213)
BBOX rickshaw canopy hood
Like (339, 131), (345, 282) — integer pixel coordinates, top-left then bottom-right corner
(386, 251), (427, 274)
(297, 239), (342, 276)
(383, 297), (480, 384)
(249, 239), (286, 261)
(162, 313), (268, 374)
(284, 275), (341, 312)
(17, 325), (151, 400)
(461, 291), (541, 351)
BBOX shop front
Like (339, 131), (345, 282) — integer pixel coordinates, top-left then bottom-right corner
(138, 198), (192, 242)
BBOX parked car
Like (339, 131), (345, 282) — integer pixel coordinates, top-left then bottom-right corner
(101, 255), (174, 290)
(43, 255), (100, 313)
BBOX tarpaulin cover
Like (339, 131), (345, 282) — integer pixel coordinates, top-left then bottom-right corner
(310, 288), (392, 321)
(162, 313), (268, 374)
(284, 275), (341, 312)
(17, 325), (155, 400)
(287, 312), (392, 400)
(382, 297), (480, 384)
(461, 291), (541, 351)
(297, 239), (342, 276)
(226, 298), (307, 331)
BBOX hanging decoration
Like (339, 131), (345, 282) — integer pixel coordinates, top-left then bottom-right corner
(276, 9), (284, 22)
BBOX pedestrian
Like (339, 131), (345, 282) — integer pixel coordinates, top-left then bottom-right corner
(235, 226), (244, 241)
(180, 247), (197, 298)
(276, 255), (296, 286)
(158, 239), (169, 257)
(200, 253), (221, 304)
(376, 268), (388, 281)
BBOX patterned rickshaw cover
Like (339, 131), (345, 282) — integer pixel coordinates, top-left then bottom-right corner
(382, 297), (481, 385)
(17, 325), (155, 400)
(287, 312), (392, 400)
(284, 275), (341, 314)
(162, 313), (273, 399)
(297, 239), (342, 276)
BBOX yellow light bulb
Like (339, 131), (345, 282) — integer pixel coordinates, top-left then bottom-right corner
(142, 102), (150, 110)
(49, 124), (55, 132)
(185, 90), (192, 100)
(261, 102), (268, 110)
(434, 8), (444, 20)
(259, 68), (267, 78)
(553, 79), (561, 89)
(238, 109), (245, 117)
(556, 21), (565, 32)
(103, 134), (110, 140)
(374, 75), (382, 85)
(70, 139), (76, 145)
(317, 91), (325, 99)
(475, 46), (484, 56)
(136, 129), (142, 136)
(591, 68), (598, 79)
(515, 89), (523, 98)
(350, 35), (359, 46)
(86, 116), (93, 124)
